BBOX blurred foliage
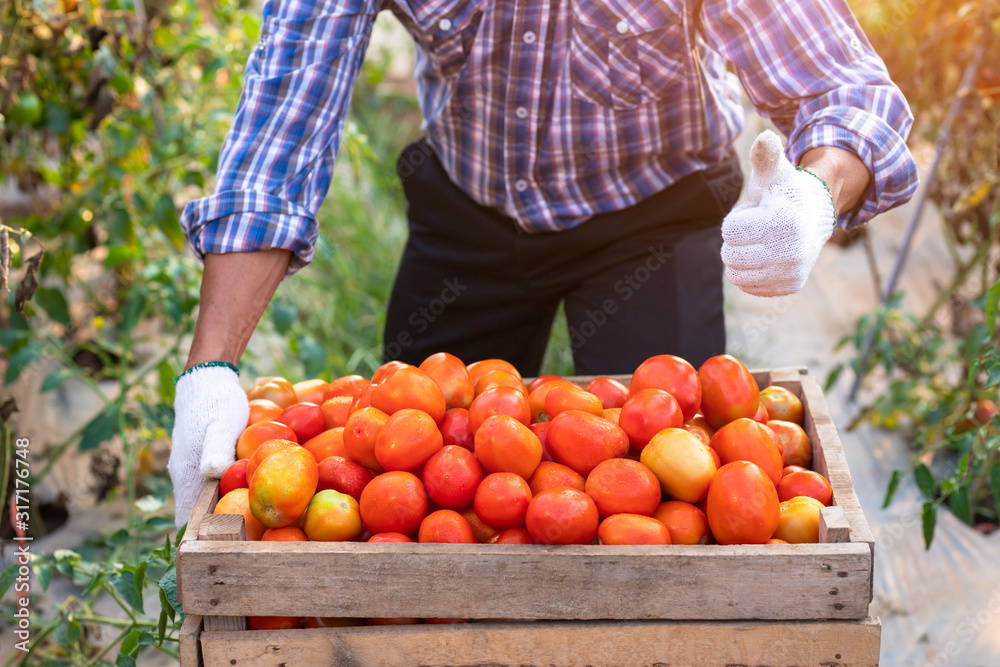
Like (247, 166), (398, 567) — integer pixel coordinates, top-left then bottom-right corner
(833, 0), (1000, 544)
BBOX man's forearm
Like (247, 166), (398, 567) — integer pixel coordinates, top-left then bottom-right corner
(186, 250), (292, 370)
(799, 146), (872, 216)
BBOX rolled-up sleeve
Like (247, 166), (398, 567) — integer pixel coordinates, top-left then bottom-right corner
(700, 0), (918, 227)
(181, 0), (380, 274)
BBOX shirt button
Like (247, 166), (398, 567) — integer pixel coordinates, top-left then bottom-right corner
(515, 106), (528, 119)
(616, 20), (629, 35)
(515, 179), (529, 192)
(850, 36), (862, 52)
(438, 18), (452, 31)
(523, 31), (536, 44)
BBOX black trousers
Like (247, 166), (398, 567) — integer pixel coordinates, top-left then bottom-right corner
(384, 139), (743, 376)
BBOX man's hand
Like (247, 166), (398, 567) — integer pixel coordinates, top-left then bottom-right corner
(169, 249), (291, 526)
(169, 365), (248, 527)
(721, 130), (870, 297)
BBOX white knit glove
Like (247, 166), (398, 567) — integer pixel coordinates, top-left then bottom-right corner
(168, 365), (248, 527)
(721, 130), (837, 297)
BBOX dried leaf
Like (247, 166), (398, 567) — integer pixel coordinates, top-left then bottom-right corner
(14, 250), (43, 316)
(0, 398), (17, 423)
(0, 227), (9, 293)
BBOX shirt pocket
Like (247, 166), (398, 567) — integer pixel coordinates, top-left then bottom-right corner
(408, 0), (488, 79)
(569, 0), (688, 109)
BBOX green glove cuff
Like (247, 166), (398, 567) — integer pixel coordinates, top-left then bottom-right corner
(173, 361), (239, 385)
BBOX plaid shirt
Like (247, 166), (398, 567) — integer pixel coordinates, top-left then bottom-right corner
(181, 0), (917, 273)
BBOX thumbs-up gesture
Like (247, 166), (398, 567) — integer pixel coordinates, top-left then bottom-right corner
(721, 130), (837, 297)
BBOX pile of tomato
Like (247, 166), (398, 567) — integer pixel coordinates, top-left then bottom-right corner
(211, 353), (838, 628)
(216, 352), (833, 553)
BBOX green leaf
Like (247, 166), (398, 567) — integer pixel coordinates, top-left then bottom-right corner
(272, 299), (297, 335)
(914, 463), (936, 498)
(134, 562), (148, 599)
(53, 618), (81, 647)
(242, 14), (261, 40)
(110, 570), (145, 613)
(44, 103), (70, 133)
(120, 628), (142, 657)
(921, 501), (937, 550)
(986, 362), (1000, 389)
(120, 291), (148, 333)
(824, 364), (844, 393)
(157, 590), (170, 644)
(0, 564), (18, 598)
(116, 655), (137, 667)
(4, 341), (43, 385)
(79, 408), (119, 451)
(106, 528), (130, 547)
(104, 245), (136, 270)
(883, 470), (904, 509)
(144, 516), (174, 531)
(950, 486), (972, 524)
(33, 562), (52, 591)
(984, 278), (1000, 339)
(40, 367), (74, 393)
(135, 495), (165, 513)
(157, 360), (176, 404)
(34, 287), (72, 327)
(157, 565), (182, 617)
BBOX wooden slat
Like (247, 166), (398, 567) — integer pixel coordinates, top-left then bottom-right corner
(178, 614), (202, 667)
(200, 617), (882, 667)
(820, 505), (852, 543)
(177, 482), (219, 608)
(198, 514), (247, 633)
(178, 541), (871, 620)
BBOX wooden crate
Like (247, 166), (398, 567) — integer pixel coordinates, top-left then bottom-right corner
(176, 367), (880, 666)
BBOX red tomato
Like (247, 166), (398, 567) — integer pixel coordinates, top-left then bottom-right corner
(422, 445), (484, 510)
(236, 421), (298, 461)
(349, 384), (375, 415)
(777, 470), (833, 506)
(758, 386), (804, 424)
(526, 374), (565, 394)
(527, 461), (585, 496)
(474, 369), (526, 397)
(247, 377), (297, 409)
(706, 461), (780, 545)
(467, 359), (522, 386)
(683, 423), (711, 446)
(219, 459), (249, 497)
(419, 352), (475, 410)
(343, 407), (389, 472)
(473, 473), (532, 530)
(487, 528), (534, 544)
(474, 415), (543, 479)
(597, 514), (672, 545)
(468, 386), (531, 432)
(438, 408), (475, 450)
(316, 456), (375, 502)
(585, 377), (629, 409)
(527, 379), (578, 422)
(276, 402), (327, 443)
(544, 385), (604, 418)
(584, 458), (661, 519)
(302, 428), (348, 463)
(753, 401), (769, 424)
(525, 486), (599, 545)
(652, 501), (711, 545)
(371, 366), (447, 423)
(698, 355), (759, 429)
(709, 418), (784, 486)
(371, 361), (409, 385)
(368, 532), (413, 543)
(773, 496), (824, 543)
(529, 421), (554, 461)
(546, 410), (629, 477)
(323, 374), (369, 402)
(629, 355), (702, 422)
(320, 396), (353, 429)
(618, 388), (684, 451)
(293, 379), (327, 405)
(358, 471), (428, 537)
(248, 616), (304, 630)
(374, 409), (443, 472)
(782, 465), (808, 477)
(418, 509), (477, 543)
(769, 420), (812, 469)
